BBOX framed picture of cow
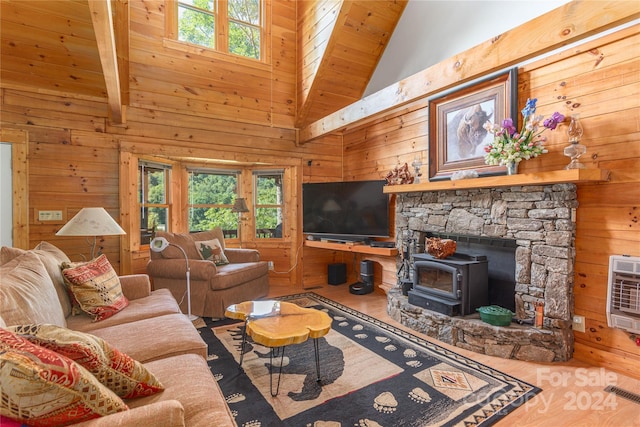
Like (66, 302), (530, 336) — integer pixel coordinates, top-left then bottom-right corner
(427, 68), (518, 181)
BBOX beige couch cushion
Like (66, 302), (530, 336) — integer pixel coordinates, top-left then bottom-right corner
(66, 288), (181, 332)
(84, 313), (207, 363)
(130, 354), (237, 427)
(0, 251), (66, 327)
(1, 242), (73, 317)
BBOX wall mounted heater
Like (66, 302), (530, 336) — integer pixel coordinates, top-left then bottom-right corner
(606, 255), (640, 334)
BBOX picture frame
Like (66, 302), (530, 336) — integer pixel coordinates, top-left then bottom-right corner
(428, 68), (518, 181)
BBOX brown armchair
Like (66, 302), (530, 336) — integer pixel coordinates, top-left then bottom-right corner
(146, 228), (269, 318)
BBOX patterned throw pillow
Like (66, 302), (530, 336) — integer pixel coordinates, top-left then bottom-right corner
(61, 254), (129, 322)
(195, 238), (229, 266)
(8, 324), (164, 399)
(0, 328), (128, 426)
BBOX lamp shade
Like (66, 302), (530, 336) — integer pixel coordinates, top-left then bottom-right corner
(149, 236), (170, 252)
(56, 208), (126, 236)
(231, 197), (250, 213)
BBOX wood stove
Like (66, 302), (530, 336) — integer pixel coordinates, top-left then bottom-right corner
(408, 252), (489, 316)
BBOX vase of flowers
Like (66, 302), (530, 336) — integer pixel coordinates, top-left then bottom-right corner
(483, 98), (565, 174)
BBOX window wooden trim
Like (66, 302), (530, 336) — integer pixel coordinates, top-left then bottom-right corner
(164, 0), (271, 65)
(1, 128), (29, 249)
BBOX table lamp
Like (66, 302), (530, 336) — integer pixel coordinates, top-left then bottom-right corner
(232, 197), (250, 245)
(149, 236), (198, 321)
(55, 207), (126, 259)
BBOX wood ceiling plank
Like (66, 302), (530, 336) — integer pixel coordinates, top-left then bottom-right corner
(0, 64), (108, 99)
(296, 0), (407, 128)
(0, 20), (102, 57)
(0, 42), (103, 73)
(1, 0), (96, 41)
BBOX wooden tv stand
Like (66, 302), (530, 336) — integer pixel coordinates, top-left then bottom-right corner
(304, 240), (398, 257)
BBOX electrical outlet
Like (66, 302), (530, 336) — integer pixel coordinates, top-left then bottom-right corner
(38, 210), (63, 221)
(572, 315), (586, 333)
(268, 261), (274, 271)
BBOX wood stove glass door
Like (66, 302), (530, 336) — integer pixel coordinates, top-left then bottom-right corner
(414, 261), (459, 299)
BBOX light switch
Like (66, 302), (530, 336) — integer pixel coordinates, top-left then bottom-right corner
(38, 210), (63, 221)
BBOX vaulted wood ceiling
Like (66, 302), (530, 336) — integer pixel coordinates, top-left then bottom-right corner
(0, 0), (405, 128)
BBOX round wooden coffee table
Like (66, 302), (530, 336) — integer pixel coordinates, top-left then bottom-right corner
(225, 300), (332, 396)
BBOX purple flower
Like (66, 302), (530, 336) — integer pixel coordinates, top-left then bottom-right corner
(521, 98), (537, 118)
(502, 118), (516, 136)
(543, 112), (565, 130)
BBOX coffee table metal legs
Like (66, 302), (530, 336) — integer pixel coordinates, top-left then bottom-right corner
(267, 338), (322, 397)
(313, 338), (321, 383)
(269, 346), (286, 396)
(239, 320), (248, 368)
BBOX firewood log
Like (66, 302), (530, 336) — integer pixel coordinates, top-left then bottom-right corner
(426, 238), (457, 259)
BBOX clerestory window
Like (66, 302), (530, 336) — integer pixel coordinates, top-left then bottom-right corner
(170, 0), (265, 61)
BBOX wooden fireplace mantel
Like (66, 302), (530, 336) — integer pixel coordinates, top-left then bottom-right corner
(383, 169), (610, 194)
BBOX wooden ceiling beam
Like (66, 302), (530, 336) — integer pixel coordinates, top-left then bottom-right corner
(88, 0), (125, 124)
(298, 0), (640, 143)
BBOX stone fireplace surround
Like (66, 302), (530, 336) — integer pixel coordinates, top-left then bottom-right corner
(388, 183), (578, 362)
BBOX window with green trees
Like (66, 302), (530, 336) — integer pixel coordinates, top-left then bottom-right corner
(187, 169), (240, 237)
(139, 162), (171, 244)
(254, 171), (283, 238)
(176, 0), (263, 60)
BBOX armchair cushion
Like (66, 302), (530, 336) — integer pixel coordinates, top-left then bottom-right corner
(151, 229), (226, 260)
(223, 248), (260, 263)
(146, 258), (218, 281)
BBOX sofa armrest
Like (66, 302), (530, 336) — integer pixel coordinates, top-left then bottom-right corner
(224, 248), (260, 263)
(73, 400), (185, 427)
(147, 258), (218, 280)
(118, 274), (152, 300)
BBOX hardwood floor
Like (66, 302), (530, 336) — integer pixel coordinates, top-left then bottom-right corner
(267, 284), (640, 426)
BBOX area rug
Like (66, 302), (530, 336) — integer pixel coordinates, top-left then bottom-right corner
(198, 293), (541, 426)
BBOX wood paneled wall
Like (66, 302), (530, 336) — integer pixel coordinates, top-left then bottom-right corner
(128, 0), (296, 129)
(1, 0), (637, 380)
(342, 26), (640, 379)
(1, 87), (343, 286)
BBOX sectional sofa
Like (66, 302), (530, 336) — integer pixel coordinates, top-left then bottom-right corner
(0, 242), (237, 426)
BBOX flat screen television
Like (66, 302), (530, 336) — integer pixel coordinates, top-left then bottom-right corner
(302, 180), (389, 241)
